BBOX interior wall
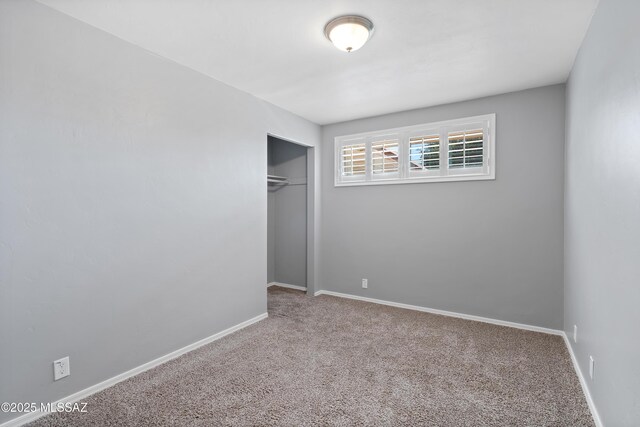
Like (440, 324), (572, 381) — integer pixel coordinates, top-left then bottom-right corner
(0, 1), (320, 424)
(268, 137), (308, 288)
(320, 85), (566, 330)
(564, 0), (640, 425)
(267, 143), (276, 283)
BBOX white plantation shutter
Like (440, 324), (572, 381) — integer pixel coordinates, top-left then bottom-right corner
(448, 129), (484, 169)
(409, 134), (440, 171)
(334, 114), (494, 186)
(371, 139), (399, 175)
(341, 143), (366, 177)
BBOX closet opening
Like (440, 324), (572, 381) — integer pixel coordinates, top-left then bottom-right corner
(267, 135), (314, 295)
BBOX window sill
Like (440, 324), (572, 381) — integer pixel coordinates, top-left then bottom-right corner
(334, 172), (495, 187)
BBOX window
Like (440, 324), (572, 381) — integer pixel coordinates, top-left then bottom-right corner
(409, 134), (440, 171)
(341, 143), (366, 177)
(448, 129), (484, 169)
(335, 114), (495, 186)
(372, 139), (399, 175)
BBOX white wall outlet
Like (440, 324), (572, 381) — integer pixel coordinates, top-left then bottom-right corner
(362, 278), (368, 289)
(53, 356), (70, 381)
(589, 356), (595, 380)
(573, 325), (578, 343)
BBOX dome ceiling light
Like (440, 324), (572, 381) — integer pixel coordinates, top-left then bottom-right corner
(324, 15), (374, 53)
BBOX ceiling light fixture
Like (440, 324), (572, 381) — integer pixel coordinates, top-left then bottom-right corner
(324, 15), (374, 53)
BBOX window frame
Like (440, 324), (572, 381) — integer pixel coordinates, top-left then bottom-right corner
(334, 114), (496, 187)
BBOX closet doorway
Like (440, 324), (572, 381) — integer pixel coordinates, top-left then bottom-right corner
(267, 135), (312, 294)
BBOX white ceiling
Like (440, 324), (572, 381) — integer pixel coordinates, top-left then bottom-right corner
(38, 0), (598, 125)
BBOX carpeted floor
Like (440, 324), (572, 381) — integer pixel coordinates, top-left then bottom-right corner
(30, 286), (594, 426)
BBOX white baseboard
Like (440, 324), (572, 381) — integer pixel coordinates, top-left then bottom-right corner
(267, 282), (307, 292)
(0, 312), (268, 427)
(314, 290), (563, 336)
(562, 333), (603, 427)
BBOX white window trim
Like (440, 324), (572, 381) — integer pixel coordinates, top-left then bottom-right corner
(334, 114), (496, 187)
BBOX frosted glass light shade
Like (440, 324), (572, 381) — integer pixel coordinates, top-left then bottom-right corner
(324, 16), (374, 53)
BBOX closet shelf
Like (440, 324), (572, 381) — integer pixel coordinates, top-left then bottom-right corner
(267, 174), (289, 185)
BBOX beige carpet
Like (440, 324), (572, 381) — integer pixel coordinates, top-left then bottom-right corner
(30, 287), (594, 426)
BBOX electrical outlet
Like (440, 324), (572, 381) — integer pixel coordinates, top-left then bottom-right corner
(362, 278), (368, 289)
(573, 325), (578, 343)
(53, 357), (70, 381)
(589, 356), (595, 380)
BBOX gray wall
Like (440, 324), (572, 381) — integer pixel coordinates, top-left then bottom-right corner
(321, 85), (566, 329)
(564, 0), (640, 425)
(0, 1), (320, 424)
(268, 137), (308, 287)
(267, 143), (276, 283)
